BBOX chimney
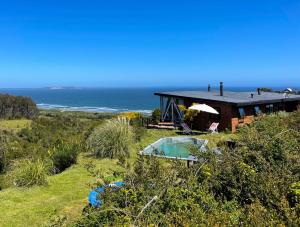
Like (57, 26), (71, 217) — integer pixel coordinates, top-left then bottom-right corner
(257, 88), (261, 95)
(220, 82), (224, 96)
(208, 84), (211, 92)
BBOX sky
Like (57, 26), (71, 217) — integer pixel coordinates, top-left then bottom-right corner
(0, 0), (300, 88)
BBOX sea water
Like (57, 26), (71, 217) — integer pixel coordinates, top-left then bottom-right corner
(0, 86), (287, 114)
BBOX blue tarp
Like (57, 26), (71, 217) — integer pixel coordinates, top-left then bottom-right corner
(88, 181), (125, 208)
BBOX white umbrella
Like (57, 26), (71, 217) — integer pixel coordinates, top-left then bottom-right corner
(188, 104), (219, 114)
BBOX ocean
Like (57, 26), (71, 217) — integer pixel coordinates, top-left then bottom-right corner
(0, 87), (293, 114)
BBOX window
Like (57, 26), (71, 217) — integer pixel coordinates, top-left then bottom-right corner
(175, 99), (184, 105)
(266, 104), (274, 114)
(238, 108), (245, 118)
(254, 106), (262, 116)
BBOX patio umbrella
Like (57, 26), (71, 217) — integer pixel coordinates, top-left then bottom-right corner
(188, 104), (219, 114)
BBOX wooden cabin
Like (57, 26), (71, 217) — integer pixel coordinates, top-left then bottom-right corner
(155, 83), (300, 132)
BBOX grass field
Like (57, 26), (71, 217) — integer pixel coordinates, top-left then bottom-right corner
(0, 124), (232, 226)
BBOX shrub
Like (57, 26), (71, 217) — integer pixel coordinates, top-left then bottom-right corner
(119, 112), (141, 120)
(10, 159), (48, 187)
(0, 134), (7, 173)
(151, 108), (161, 124)
(51, 144), (79, 173)
(130, 115), (146, 142)
(78, 112), (300, 225)
(183, 109), (198, 125)
(86, 117), (133, 159)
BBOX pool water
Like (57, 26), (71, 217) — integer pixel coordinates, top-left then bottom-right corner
(155, 142), (197, 158)
(141, 137), (208, 161)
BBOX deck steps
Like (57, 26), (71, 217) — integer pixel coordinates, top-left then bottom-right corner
(148, 123), (176, 130)
(158, 122), (175, 126)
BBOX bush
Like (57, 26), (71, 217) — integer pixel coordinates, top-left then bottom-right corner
(0, 134), (7, 173)
(130, 115), (146, 142)
(10, 159), (48, 187)
(51, 144), (79, 173)
(151, 108), (161, 124)
(78, 112), (300, 225)
(86, 117), (133, 159)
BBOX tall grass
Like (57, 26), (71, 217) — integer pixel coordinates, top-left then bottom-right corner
(9, 159), (48, 187)
(86, 117), (133, 159)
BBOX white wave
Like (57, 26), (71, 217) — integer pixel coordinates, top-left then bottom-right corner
(37, 103), (152, 114)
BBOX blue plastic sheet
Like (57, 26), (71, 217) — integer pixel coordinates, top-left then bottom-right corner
(88, 181), (125, 208)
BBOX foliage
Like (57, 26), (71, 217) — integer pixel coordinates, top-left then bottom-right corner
(0, 94), (38, 119)
(0, 111), (122, 225)
(78, 111), (300, 225)
(183, 109), (198, 125)
(288, 181), (300, 209)
(0, 119), (31, 132)
(177, 104), (187, 112)
(130, 116), (146, 142)
(39, 109), (115, 120)
(0, 157), (116, 227)
(77, 157), (241, 226)
(151, 108), (161, 124)
(8, 159), (48, 187)
(0, 113), (99, 190)
(118, 112), (141, 120)
(0, 133), (8, 173)
(86, 117), (133, 159)
(51, 143), (79, 173)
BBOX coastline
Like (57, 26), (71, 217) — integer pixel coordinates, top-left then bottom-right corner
(37, 103), (153, 115)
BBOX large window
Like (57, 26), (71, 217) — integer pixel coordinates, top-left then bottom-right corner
(266, 104), (274, 114)
(238, 108), (245, 119)
(254, 106), (262, 116)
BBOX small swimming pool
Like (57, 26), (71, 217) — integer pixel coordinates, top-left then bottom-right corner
(140, 137), (208, 161)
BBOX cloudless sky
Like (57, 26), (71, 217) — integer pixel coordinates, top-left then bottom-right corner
(0, 0), (300, 88)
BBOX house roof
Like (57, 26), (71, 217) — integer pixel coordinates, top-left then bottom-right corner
(154, 91), (300, 106)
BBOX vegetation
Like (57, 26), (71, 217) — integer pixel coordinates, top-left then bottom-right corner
(77, 111), (300, 226)
(51, 144), (79, 173)
(0, 113), (102, 194)
(178, 103), (199, 127)
(86, 117), (133, 159)
(0, 119), (32, 132)
(0, 119), (179, 226)
(0, 156), (120, 227)
(8, 159), (48, 187)
(0, 94), (38, 119)
(0, 107), (299, 226)
(151, 108), (161, 124)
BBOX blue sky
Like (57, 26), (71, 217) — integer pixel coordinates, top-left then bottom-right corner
(0, 0), (300, 88)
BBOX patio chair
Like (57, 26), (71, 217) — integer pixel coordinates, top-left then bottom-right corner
(181, 123), (193, 135)
(208, 122), (219, 133)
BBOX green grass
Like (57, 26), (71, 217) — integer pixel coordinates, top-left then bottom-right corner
(0, 155), (121, 227)
(0, 119), (31, 132)
(0, 128), (232, 226)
